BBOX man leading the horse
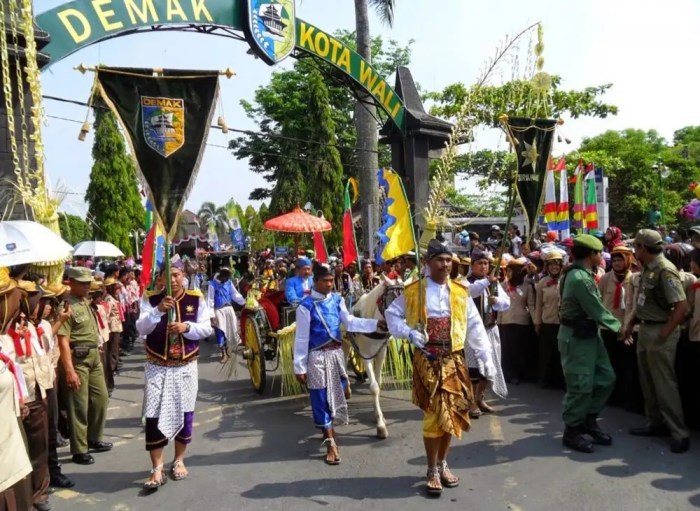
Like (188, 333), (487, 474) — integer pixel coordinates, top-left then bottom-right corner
(385, 239), (497, 497)
(293, 262), (387, 465)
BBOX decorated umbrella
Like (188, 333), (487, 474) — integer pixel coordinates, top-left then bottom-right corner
(264, 207), (332, 233)
(73, 241), (124, 258)
(0, 221), (73, 267)
(264, 207), (332, 255)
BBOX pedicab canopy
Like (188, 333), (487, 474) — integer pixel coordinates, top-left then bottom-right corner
(263, 207), (332, 233)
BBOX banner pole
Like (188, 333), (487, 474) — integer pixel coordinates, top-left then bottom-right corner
(164, 239), (175, 343)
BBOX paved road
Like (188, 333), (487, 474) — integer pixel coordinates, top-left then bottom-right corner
(50, 340), (700, 511)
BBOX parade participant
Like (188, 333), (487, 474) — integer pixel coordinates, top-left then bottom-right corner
(598, 245), (635, 405)
(1, 280), (53, 511)
(207, 267), (245, 363)
(103, 278), (124, 397)
(486, 225), (502, 248)
(0, 270), (33, 511)
(624, 230), (690, 453)
(293, 262), (384, 465)
(558, 234), (621, 453)
(360, 259), (380, 292)
(498, 258), (536, 385)
(136, 261), (213, 490)
(90, 282), (111, 377)
(403, 252), (418, 283)
(284, 257), (313, 305)
(535, 252), (563, 389)
(57, 268), (112, 465)
(605, 226), (624, 252)
(36, 286), (75, 491)
(385, 240), (496, 496)
(508, 224), (523, 257)
(467, 248), (509, 418)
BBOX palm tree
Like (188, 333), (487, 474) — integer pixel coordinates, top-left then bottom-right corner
(197, 201), (230, 240)
(354, 0), (395, 254)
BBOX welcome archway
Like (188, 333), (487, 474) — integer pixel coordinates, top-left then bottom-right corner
(36, 0), (407, 132)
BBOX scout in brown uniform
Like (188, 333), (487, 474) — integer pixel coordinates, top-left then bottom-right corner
(534, 252), (563, 388)
(624, 230), (690, 453)
(103, 278), (124, 397)
(498, 258), (536, 384)
(1, 280), (53, 511)
(598, 245), (635, 405)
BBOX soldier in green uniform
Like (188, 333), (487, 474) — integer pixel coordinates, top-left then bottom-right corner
(558, 234), (621, 453)
(57, 267), (113, 465)
(624, 229), (690, 453)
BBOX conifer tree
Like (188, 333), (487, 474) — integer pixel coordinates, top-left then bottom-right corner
(85, 108), (145, 256)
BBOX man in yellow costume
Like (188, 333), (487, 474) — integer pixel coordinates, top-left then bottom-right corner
(386, 239), (496, 496)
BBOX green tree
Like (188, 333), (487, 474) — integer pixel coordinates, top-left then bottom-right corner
(306, 69), (345, 246)
(58, 213), (92, 246)
(230, 34), (412, 233)
(573, 128), (700, 231)
(197, 201), (229, 239)
(84, 108), (144, 256)
(427, 76), (618, 128)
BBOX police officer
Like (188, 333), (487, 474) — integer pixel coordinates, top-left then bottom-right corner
(624, 229), (690, 453)
(57, 267), (113, 465)
(558, 234), (621, 453)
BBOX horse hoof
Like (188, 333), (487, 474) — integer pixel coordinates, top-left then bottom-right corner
(377, 427), (388, 439)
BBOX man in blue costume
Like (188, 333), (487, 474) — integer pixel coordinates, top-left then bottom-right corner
(285, 257), (313, 305)
(293, 262), (386, 465)
(207, 267), (245, 363)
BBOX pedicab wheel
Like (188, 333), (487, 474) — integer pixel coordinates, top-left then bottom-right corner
(348, 347), (367, 381)
(244, 315), (267, 394)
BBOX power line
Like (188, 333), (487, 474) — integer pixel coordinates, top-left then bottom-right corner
(43, 94), (383, 155)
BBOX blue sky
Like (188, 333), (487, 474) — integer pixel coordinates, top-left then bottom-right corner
(38, 0), (700, 218)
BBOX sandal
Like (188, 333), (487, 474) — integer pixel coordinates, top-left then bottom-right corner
(469, 405), (482, 419)
(438, 460), (459, 488)
(321, 437), (341, 465)
(478, 400), (495, 413)
(143, 464), (167, 491)
(170, 459), (189, 481)
(426, 466), (443, 496)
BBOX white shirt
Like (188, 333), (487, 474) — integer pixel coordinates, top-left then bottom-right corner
(469, 276), (511, 312)
(385, 278), (493, 360)
(136, 293), (213, 340)
(293, 290), (379, 375)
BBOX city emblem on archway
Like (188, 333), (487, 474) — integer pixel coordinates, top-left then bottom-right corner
(245, 0), (296, 65)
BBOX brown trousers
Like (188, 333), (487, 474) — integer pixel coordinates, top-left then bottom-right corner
(102, 332), (121, 392)
(22, 397), (49, 505)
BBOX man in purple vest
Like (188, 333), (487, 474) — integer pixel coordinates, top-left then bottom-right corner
(293, 262), (386, 465)
(136, 259), (213, 491)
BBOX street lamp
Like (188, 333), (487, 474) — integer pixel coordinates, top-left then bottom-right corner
(129, 229), (146, 259)
(652, 163), (671, 225)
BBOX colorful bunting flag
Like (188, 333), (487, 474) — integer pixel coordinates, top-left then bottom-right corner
(544, 162), (558, 230)
(572, 162), (585, 231)
(584, 164), (599, 229)
(555, 158), (570, 238)
(342, 181), (359, 269)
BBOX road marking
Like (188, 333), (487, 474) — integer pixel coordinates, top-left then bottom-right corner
(489, 413), (505, 446)
(54, 489), (80, 500)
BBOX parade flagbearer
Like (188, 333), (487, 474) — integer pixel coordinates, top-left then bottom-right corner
(293, 262), (384, 466)
(207, 267), (246, 363)
(136, 260), (213, 491)
(386, 240), (496, 497)
(558, 235), (621, 454)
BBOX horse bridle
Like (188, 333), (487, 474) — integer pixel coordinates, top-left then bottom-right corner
(349, 283), (404, 359)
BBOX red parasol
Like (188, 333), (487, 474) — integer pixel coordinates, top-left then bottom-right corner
(264, 207), (332, 233)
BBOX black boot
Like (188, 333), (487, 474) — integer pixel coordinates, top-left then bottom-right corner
(584, 414), (612, 446)
(563, 425), (594, 453)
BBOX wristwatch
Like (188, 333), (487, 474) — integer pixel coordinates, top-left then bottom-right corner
(184, 323), (191, 334)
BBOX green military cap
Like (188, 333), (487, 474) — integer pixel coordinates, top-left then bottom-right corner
(67, 266), (94, 283)
(573, 234), (604, 251)
(634, 229), (663, 248)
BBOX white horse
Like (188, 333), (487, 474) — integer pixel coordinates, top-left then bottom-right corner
(342, 276), (404, 439)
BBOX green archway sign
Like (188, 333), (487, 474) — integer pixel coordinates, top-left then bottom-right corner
(36, 0), (406, 132)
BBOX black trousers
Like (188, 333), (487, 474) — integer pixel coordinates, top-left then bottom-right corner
(500, 323), (536, 382)
(538, 323), (564, 388)
(46, 387), (61, 478)
(676, 335), (700, 431)
(602, 329), (644, 413)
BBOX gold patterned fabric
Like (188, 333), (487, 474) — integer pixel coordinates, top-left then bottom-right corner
(412, 349), (473, 438)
